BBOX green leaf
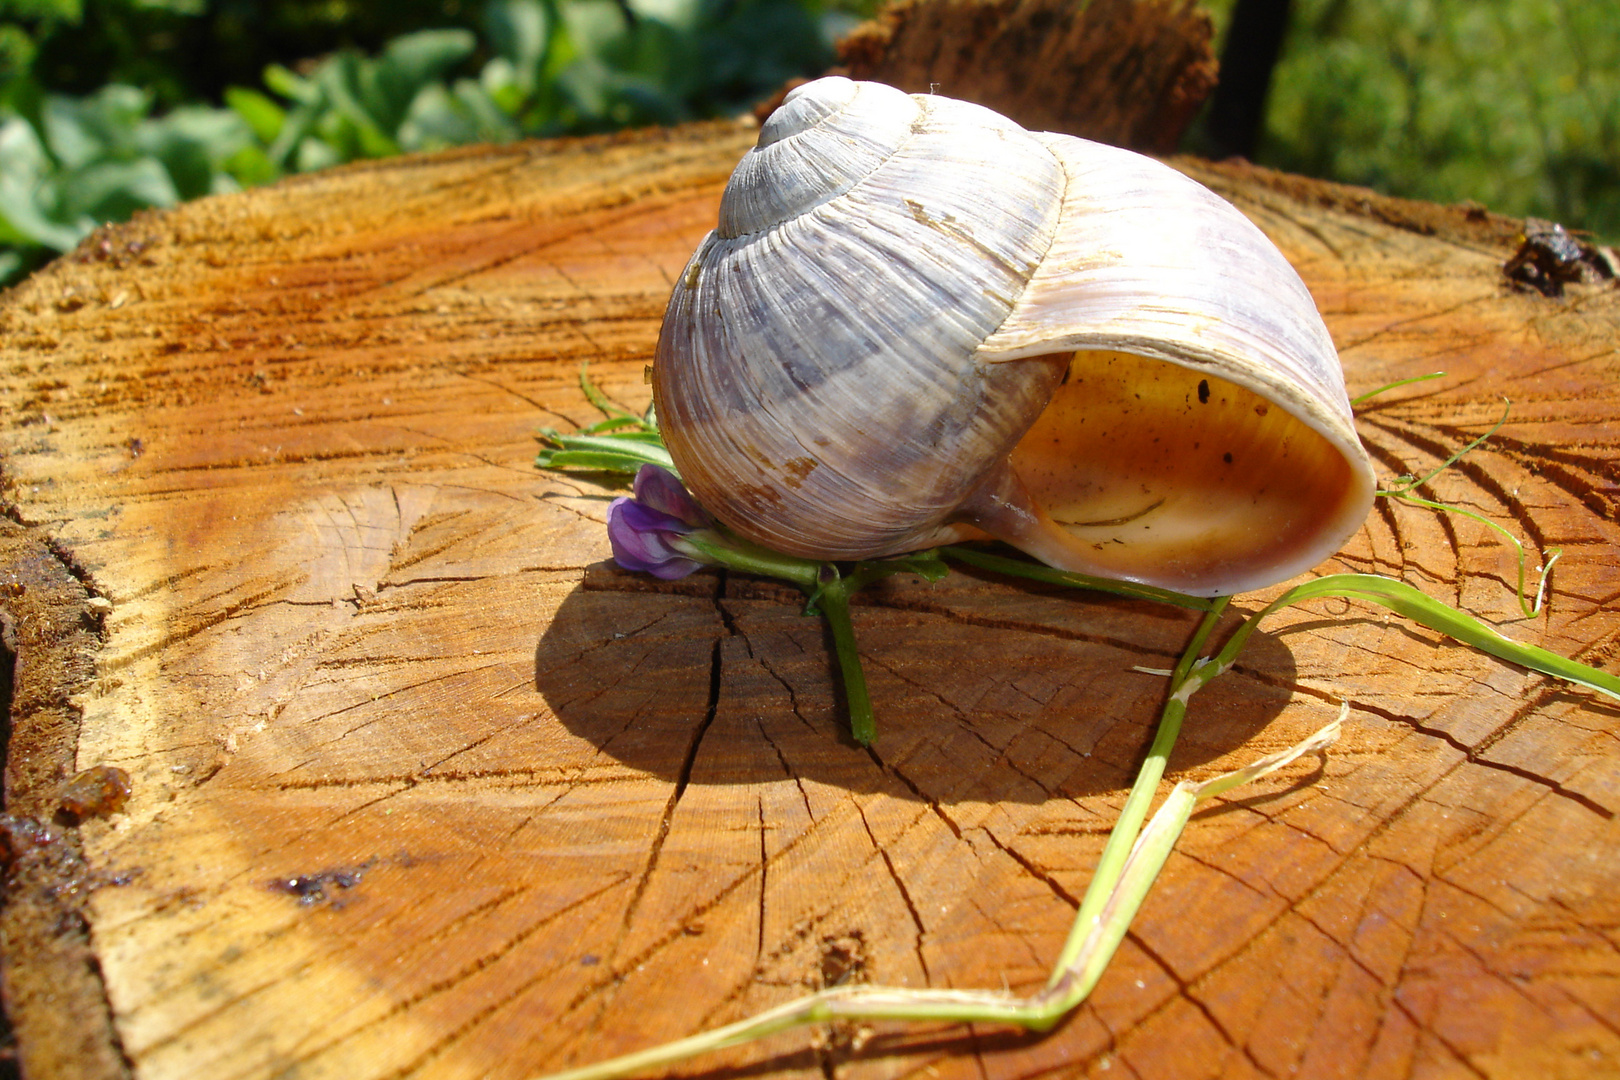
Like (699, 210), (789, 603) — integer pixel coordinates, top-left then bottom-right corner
(363, 29), (476, 135)
(354, 117), (400, 158)
(137, 105), (255, 200)
(479, 56), (522, 107)
(0, 112), (49, 186)
(57, 156), (178, 220)
(42, 85), (150, 168)
(398, 79), (521, 150)
(1252, 574), (1620, 703)
(265, 100), (318, 169)
(397, 82), (474, 150)
(221, 143), (278, 188)
(226, 86), (285, 144)
(0, 124), (90, 248)
(294, 134), (341, 173)
(263, 64), (317, 107)
(312, 110), (364, 161)
(484, 0), (549, 93)
(0, 0), (82, 22)
(450, 77), (521, 139)
(534, 432), (675, 474)
(0, 24), (38, 85)
(127, 0), (203, 14)
(628, 0), (702, 32)
(0, 180), (87, 250)
(314, 53), (395, 155)
(382, 28), (478, 86)
(558, 0), (631, 63)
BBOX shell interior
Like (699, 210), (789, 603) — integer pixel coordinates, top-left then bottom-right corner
(1006, 351), (1364, 593)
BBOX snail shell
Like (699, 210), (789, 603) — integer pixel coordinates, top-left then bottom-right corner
(653, 76), (1375, 597)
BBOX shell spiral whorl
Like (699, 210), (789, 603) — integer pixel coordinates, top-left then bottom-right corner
(716, 78), (916, 238)
(654, 77), (1377, 596)
(660, 76), (1072, 558)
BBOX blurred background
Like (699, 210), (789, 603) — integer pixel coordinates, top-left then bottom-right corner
(0, 0), (1614, 285)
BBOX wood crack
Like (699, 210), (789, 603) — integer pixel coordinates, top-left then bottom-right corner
(597, 570), (732, 1012)
(1123, 930), (1265, 1075)
(852, 798), (932, 983)
(1308, 684), (1615, 820)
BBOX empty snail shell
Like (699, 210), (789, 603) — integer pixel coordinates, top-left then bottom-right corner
(653, 76), (1376, 597)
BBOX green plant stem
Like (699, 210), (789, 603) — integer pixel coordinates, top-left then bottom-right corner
(1034, 708), (1344, 1021)
(531, 659), (1344, 1080)
(677, 532), (820, 590)
(667, 545), (947, 746)
(940, 546), (1215, 611)
(813, 574), (876, 746)
(1350, 370), (1447, 405)
(526, 557), (1620, 1080)
(1239, 573), (1620, 700)
(533, 387), (1620, 1079)
(1046, 596), (1229, 987)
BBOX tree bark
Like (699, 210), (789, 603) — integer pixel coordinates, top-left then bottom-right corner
(837, 0), (1218, 152)
(1, 107), (1618, 1080)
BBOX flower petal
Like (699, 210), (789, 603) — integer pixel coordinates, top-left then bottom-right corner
(616, 497), (692, 537)
(607, 497), (706, 579)
(633, 464), (712, 528)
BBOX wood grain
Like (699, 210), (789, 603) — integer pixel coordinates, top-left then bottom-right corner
(1, 119), (1617, 1080)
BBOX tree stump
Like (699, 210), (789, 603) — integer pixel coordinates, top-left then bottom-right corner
(3, 79), (1619, 1080)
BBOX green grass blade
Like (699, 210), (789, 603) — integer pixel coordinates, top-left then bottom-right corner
(1241, 574), (1620, 701)
(939, 546), (1215, 611)
(1382, 490), (1557, 618)
(534, 433), (674, 474)
(579, 362), (642, 422)
(1351, 370), (1446, 405)
(1048, 598), (1229, 984)
(1379, 398), (1510, 496)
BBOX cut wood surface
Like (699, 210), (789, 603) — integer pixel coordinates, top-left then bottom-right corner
(2, 108), (1619, 1080)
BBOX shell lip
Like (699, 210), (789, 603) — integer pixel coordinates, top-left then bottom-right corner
(965, 126), (1377, 593)
(973, 338), (1378, 597)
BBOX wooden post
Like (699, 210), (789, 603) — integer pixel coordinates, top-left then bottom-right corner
(3, 12), (1618, 1080)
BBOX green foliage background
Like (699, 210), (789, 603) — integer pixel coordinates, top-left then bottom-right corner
(0, 0), (1616, 285)
(1197, 0), (1618, 237)
(0, 0), (853, 282)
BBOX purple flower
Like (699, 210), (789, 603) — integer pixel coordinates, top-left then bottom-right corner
(607, 465), (715, 580)
(630, 461), (710, 529)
